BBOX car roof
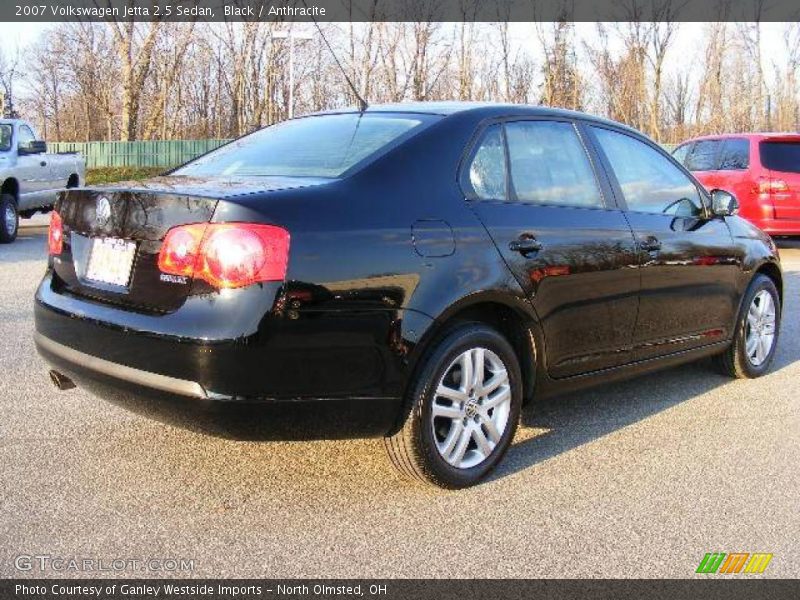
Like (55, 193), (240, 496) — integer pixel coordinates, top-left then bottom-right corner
(306, 101), (642, 135)
(678, 132), (800, 145)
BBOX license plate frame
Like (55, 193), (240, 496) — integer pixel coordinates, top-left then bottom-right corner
(85, 237), (137, 288)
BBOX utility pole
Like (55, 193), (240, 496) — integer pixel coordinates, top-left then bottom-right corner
(272, 29), (314, 119)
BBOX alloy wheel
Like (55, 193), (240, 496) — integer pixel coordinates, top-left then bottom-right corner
(745, 290), (777, 367)
(430, 347), (512, 469)
(4, 204), (15, 236)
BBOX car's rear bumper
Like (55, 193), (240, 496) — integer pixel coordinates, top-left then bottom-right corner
(34, 272), (414, 439)
(36, 332), (208, 398)
(35, 328), (401, 441)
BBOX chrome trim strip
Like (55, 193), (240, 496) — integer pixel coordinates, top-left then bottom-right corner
(34, 333), (207, 399)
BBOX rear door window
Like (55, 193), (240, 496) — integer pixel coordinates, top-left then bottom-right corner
(760, 141), (800, 174)
(685, 140), (721, 171)
(505, 120), (603, 208)
(718, 138), (750, 170)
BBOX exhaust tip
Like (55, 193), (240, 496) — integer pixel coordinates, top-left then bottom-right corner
(49, 370), (76, 391)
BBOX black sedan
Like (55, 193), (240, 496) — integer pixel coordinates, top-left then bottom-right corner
(35, 103), (782, 488)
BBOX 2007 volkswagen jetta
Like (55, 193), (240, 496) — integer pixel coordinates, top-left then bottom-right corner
(34, 103), (782, 488)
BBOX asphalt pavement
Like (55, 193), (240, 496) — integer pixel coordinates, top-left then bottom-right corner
(1, 220), (798, 578)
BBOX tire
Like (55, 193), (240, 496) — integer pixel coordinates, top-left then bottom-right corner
(384, 322), (523, 489)
(0, 194), (19, 244)
(713, 274), (780, 378)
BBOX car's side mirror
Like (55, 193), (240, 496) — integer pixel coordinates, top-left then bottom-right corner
(710, 189), (739, 217)
(18, 140), (47, 155)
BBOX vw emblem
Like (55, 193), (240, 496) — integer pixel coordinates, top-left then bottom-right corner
(96, 196), (111, 226)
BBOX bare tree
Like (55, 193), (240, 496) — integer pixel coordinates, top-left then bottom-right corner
(665, 71), (692, 142)
(108, 18), (162, 140)
(140, 22), (196, 140)
(0, 47), (22, 118)
(537, 20), (583, 110)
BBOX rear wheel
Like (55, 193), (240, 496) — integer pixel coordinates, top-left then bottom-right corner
(384, 323), (522, 489)
(714, 274), (780, 378)
(0, 194), (18, 244)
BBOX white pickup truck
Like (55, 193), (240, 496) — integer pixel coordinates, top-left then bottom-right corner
(0, 119), (85, 243)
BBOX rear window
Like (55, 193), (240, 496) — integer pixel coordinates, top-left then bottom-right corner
(0, 124), (11, 152)
(760, 141), (800, 174)
(174, 113), (434, 178)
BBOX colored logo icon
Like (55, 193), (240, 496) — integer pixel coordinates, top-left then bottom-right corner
(696, 553), (773, 574)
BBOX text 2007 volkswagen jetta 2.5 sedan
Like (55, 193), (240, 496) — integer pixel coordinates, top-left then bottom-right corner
(35, 103), (782, 488)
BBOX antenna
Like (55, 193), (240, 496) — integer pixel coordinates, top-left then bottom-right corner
(301, 0), (369, 112)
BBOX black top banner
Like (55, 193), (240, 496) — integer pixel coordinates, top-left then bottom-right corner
(4, 0), (800, 22)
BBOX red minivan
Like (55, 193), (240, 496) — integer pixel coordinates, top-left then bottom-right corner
(673, 133), (800, 235)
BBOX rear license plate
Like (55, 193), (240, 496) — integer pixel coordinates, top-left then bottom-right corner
(85, 238), (137, 287)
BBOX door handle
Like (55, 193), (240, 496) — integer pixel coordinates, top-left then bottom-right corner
(509, 236), (543, 256)
(639, 237), (662, 252)
(40, 161), (47, 167)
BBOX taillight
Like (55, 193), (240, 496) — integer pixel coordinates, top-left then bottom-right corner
(158, 223), (290, 289)
(754, 177), (790, 195)
(48, 211), (63, 255)
(158, 223), (205, 277)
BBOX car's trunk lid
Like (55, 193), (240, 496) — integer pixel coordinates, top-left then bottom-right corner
(53, 187), (218, 313)
(51, 176), (329, 313)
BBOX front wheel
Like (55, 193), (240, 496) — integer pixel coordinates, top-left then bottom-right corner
(384, 323), (523, 489)
(714, 274), (780, 378)
(0, 194), (19, 244)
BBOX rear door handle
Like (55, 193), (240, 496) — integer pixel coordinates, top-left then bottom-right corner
(509, 236), (543, 256)
(639, 237), (662, 252)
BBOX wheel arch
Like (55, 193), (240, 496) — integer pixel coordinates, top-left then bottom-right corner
(754, 260), (783, 305)
(1, 177), (19, 201)
(404, 293), (542, 415)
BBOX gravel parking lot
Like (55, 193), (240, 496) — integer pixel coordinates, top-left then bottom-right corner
(1, 220), (798, 578)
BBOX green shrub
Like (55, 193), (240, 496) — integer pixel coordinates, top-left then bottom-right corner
(85, 167), (166, 185)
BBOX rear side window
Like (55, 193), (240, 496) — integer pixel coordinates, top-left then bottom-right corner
(718, 138), (750, 170)
(175, 113), (434, 178)
(592, 126), (703, 217)
(685, 140), (720, 171)
(467, 125), (507, 200)
(760, 141), (800, 174)
(505, 121), (602, 208)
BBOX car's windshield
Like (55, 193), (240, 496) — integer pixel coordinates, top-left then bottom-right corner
(174, 113), (436, 178)
(0, 124), (11, 152)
